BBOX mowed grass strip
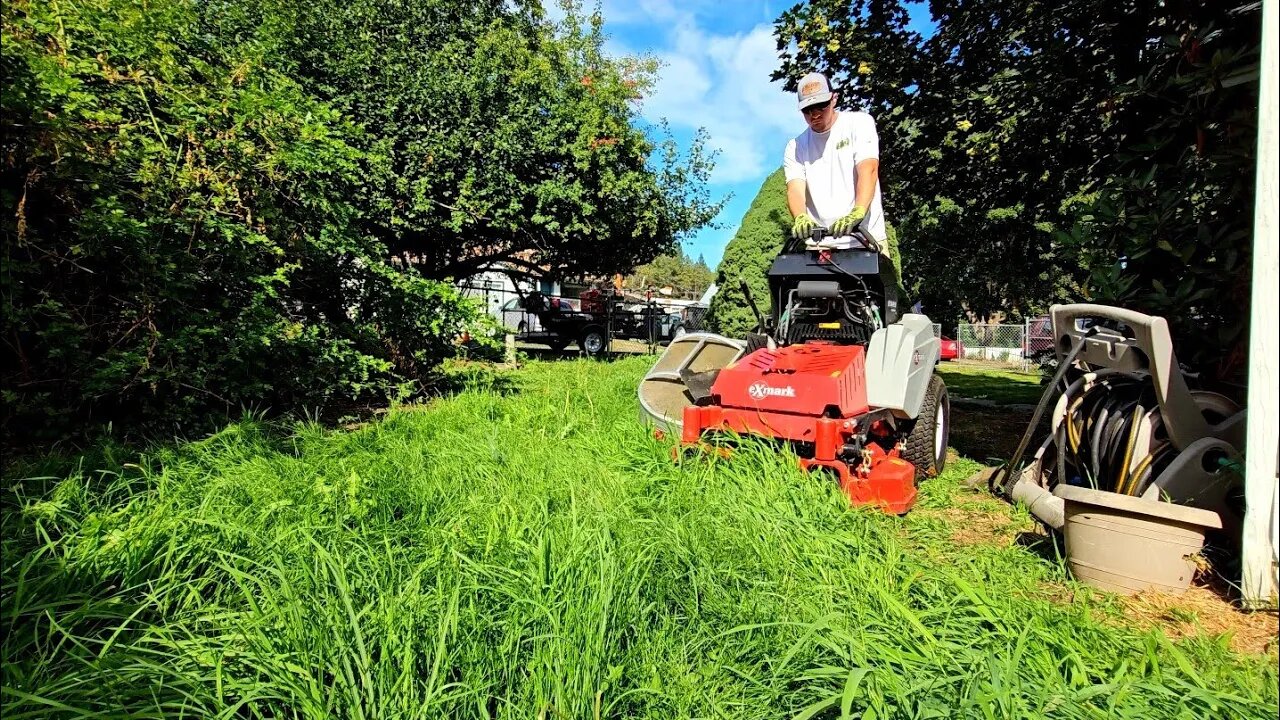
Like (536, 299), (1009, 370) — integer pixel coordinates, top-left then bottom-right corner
(3, 357), (1276, 719)
(936, 363), (1044, 406)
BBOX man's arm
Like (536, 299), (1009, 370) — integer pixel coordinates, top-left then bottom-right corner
(854, 158), (879, 212)
(787, 179), (809, 219)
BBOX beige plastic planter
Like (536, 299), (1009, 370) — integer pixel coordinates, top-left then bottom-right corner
(1053, 485), (1223, 595)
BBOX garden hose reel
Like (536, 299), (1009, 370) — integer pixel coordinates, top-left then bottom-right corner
(997, 304), (1246, 534)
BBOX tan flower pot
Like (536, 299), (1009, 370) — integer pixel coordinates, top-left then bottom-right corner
(1053, 484), (1223, 595)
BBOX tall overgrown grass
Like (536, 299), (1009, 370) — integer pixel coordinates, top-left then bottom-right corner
(3, 358), (1276, 718)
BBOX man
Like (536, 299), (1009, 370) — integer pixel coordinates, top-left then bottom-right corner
(783, 71), (905, 312)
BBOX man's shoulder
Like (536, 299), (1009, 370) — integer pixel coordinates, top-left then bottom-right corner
(839, 110), (876, 128)
(785, 129), (811, 162)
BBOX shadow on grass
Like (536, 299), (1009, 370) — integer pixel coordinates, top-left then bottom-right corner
(948, 405), (1042, 466)
(426, 360), (524, 399)
(1016, 530), (1065, 565)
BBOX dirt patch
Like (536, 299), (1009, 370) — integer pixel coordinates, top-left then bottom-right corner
(1118, 586), (1279, 655)
(916, 480), (1035, 546)
(919, 504), (1027, 546)
(948, 405), (1041, 464)
(1035, 580), (1280, 656)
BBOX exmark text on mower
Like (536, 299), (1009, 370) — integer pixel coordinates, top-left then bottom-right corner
(639, 226), (950, 514)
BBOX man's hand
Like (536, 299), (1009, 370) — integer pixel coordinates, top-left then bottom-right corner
(830, 206), (867, 236)
(790, 213), (817, 240)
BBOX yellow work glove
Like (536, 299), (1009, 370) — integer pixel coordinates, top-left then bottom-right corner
(790, 213), (817, 240)
(830, 206), (867, 236)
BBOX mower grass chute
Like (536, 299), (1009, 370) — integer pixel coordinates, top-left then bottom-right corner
(639, 227), (949, 514)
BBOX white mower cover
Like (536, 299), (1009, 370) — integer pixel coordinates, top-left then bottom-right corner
(864, 314), (940, 419)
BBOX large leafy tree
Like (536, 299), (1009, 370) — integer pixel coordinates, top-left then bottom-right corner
(1067, 6), (1261, 379)
(201, 0), (722, 282)
(774, 0), (1260, 379)
(1, 0), (720, 443)
(774, 0), (1133, 321)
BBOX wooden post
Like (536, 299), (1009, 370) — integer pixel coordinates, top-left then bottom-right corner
(1243, 0), (1280, 608)
(504, 333), (517, 367)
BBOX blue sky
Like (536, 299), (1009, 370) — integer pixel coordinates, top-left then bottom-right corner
(573, 0), (934, 267)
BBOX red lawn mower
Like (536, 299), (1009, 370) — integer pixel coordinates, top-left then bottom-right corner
(639, 227), (949, 514)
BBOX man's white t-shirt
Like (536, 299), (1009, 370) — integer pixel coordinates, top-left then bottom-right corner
(783, 111), (886, 245)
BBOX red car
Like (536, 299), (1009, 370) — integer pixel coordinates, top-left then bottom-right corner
(1024, 315), (1054, 358)
(939, 335), (962, 361)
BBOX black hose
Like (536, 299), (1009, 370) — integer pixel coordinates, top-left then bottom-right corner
(995, 329), (1178, 500)
(990, 327), (1098, 496)
(1054, 374), (1174, 496)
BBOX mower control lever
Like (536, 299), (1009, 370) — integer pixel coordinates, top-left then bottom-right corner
(738, 278), (767, 333)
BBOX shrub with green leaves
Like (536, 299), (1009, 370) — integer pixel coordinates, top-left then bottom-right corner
(705, 169), (790, 336)
(2, 0), (723, 444)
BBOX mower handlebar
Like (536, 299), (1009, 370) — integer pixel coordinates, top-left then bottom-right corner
(785, 224), (881, 254)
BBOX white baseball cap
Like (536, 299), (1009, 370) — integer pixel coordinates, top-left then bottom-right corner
(796, 72), (833, 110)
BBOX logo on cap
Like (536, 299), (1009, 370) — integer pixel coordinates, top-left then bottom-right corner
(797, 72), (833, 109)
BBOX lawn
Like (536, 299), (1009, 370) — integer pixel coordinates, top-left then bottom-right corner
(3, 357), (1276, 719)
(936, 362), (1045, 406)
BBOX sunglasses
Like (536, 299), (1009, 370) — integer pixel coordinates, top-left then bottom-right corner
(800, 99), (832, 116)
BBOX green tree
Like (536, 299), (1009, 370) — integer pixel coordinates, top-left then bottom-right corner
(2, 0), (496, 443)
(625, 251), (715, 296)
(705, 169), (790, 336)
(2, 0), (724, 443)
(1065, 7), (1261, 380)
(774, 0), (1260, 379)
(775, 0), (1129, 321)
(202, 0), (722, 282)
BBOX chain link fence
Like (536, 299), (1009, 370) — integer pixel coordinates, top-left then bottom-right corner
(956, 322), (1029, 368)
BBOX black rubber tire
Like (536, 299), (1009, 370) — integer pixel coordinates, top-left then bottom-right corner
(744, 333), (771, 354)
(902, 374), (949, 480)
(580, 326), (608, 357)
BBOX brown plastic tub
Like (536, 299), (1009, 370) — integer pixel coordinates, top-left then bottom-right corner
(1053, 484), (1223, 595)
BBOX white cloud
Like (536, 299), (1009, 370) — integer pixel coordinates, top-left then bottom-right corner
(591, 3), (809, 264)
(616, 20), (798, 184)
(644, 52), (713, 119)
(601, 0), (691, 24)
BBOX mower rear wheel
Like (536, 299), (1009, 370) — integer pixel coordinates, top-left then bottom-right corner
(903, 374), (949, 480)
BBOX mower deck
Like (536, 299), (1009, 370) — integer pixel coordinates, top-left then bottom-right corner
(678, 343), (919, 513)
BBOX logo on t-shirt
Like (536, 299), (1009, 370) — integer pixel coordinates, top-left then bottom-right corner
(836, 138), (850, 149)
